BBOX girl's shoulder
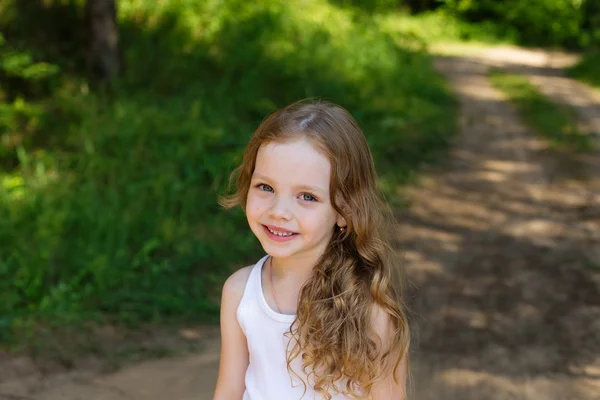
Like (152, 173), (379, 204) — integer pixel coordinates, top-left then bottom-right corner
(222, 264), (255, 300)
(370, 303), (393, 342)
(369, 302), (410, 357)
(219, 264), (256, 332)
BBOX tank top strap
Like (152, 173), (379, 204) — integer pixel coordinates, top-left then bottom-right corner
(248, 254), (268, 296)
(237, 255), (269, 335)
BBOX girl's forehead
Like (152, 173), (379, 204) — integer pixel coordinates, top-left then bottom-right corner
(253, 139), (331, 190)
(255, 138), (329, 168)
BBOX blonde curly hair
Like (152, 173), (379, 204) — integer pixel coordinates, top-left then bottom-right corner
(220, 99), (410, 399)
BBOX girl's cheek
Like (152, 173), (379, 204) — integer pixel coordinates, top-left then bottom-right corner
(246, 194), (267, 216)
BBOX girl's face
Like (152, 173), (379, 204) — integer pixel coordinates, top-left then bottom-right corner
(246, 138), (345, 264)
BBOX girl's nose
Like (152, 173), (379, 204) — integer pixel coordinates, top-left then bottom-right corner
(268, 197), (292, 220)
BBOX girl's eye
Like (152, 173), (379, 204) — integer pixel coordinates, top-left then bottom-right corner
(257, 183), (274, 192)
(300, 193), (317, 202)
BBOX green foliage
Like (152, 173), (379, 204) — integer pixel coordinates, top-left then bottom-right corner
(0, 33), (62, 164)
(569, 52), (600, 88)
(0, 0), (456, 336)
(439, 0), (600, 48)
(328, 0), (405, 13)
(580, 0), (600, 47)
(489, 69), (593, 151)
(380, 10), (514, 45)
(340, 1), (600, 48)
(1, 53), (59, 82)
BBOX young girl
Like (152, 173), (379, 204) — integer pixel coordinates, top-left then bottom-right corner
(213, 100), (410, 400)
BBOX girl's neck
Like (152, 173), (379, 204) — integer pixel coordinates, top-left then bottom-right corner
(269, 253), (318, 283)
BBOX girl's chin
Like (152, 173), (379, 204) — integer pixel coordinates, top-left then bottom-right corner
(258, 239), (302, 259)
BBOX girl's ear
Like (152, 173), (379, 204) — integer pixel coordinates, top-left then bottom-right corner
(334, 197), (348, 228)
(336, 214), (347, 229)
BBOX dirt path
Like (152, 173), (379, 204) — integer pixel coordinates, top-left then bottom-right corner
(1, 46), (599, 400)
(407, 46), (600, 399)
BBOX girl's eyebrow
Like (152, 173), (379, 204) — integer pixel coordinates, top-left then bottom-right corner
(252, 173), (267, 179)
(252, 173), (327, 195)
(295, 184), (327, 196)
(251, 173), (273, 182)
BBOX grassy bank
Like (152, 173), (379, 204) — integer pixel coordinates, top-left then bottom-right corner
(378, 11), (515, 47)
(489, 70), (593, 152)
(0, 0), (457, 354)
(569, 52), (600, 89)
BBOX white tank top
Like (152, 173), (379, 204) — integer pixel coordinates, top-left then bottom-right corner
(238, 255), (351, 400)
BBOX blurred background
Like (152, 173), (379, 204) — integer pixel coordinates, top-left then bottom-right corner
(1, 0), (599, 399)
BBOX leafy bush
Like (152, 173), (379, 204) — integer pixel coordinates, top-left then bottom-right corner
(378, 10), (515, 45)
(0, 0), (456, 335)
(329, 0), (600, 48)
(0, 33), (62, 165)
(439, 0), (599, 48)
(569, 52), (600, 88)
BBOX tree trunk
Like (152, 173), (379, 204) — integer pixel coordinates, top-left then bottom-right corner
(86, 0), (120, 81)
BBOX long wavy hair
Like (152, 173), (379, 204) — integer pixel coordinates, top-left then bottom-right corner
(220, 99), (410, 399)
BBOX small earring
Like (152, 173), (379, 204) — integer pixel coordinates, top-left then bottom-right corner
(339, 226), (346, 232)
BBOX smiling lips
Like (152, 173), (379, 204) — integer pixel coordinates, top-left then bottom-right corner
(262, 224), (298, 242)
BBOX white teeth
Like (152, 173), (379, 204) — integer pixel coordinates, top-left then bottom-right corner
(267, 227), (293, 237)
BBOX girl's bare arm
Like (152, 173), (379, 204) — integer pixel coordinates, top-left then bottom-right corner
(369, 305), (409, 400)
(212, 267), (252, 400)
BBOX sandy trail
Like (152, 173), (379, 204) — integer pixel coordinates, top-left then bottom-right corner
(1, 46), (599, 400)
(406, 47), (600, 400)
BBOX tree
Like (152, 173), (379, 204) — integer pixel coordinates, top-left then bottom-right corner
(85, 0), (120, 81)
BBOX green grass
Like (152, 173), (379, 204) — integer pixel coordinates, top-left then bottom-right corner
(569, 52), (600, 89)
(489, 69), (593, 152)
(377, 11), (516, 48)
(0, 0), (457, 356)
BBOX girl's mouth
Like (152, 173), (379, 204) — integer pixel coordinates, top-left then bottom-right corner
(263, 225), (298, 241)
